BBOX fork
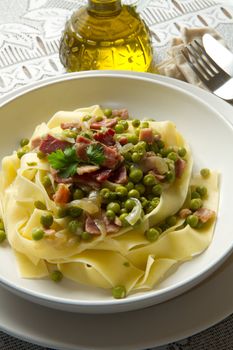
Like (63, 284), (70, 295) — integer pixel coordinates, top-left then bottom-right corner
(181, 40), (233, 101)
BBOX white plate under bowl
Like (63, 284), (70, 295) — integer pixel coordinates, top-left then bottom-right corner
(0, 71), (233, 314)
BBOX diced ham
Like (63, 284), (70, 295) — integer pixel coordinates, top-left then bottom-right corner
(179, 208), (192, 219)
(139, 154), (168, 174)
(77, 165), (99, 175)
(39, 134), (71, 154)
(85, 215), (101, 235)
(153, 172), (166, 182)
(76, 136), (92, 144)
(139, 128), (154, 144)
(194, 208), (215, 223)
(102, 145), (122, 169)
(103, 215), (121, 233)
(93, 128), (115, 146)
(95, 169), (113, 182)
(61, 122), (81, 130)
(75, 136), (91, 161)
(118, 136), (128, 145)
(50, 168), (73, 184)
(73, 174), (101, 190)
(31, 136), (42, 149)
(175, 158), (186, 178)
(112, 108), (129, 119)
(53, 184), (71, 204)
(90, 117), (118, 130)
(110, 165), (128, 184)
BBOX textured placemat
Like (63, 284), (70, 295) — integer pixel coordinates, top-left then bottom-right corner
(0, 0), (233, 349)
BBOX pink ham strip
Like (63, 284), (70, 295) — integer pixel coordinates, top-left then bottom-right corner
(39, 134), (71, 154)
(194, 208), (215, 223)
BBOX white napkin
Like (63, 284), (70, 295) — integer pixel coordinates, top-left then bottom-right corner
(157, 27), (226, 89)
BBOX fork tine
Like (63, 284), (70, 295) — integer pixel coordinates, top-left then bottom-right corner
(181, 49), (208, 83)
(189, 42), (216, 76)
(186, 46), (212, 79)
(194, 40), (225, 73)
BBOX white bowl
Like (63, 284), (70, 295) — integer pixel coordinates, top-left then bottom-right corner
(0, 71), (233, 314)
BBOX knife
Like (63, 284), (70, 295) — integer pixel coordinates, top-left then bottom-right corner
(202, 33), (233, 77)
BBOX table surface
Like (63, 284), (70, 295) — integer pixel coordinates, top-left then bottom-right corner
(0, 0), (233, 349)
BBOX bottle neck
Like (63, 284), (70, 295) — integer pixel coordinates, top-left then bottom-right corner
(87, 0), (122, 17)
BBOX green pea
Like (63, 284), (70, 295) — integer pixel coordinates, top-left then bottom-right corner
(73, 188), (84, 200)
(145, 228), (160, 242)
(119, 213), (129, 226)
(124, 152), (132, 161)
(196, 186), (208, 198)
(112, 285), (126, 299)
(152, 184), (162, 196)
(200, 168), (210, 179)
(63, 129), (77, 139)
(128, 189), (140, 199)
(100, 188), (110, 199)
(108, 192), (118, 201)
(151, 197), (160, 208)
(178, 147), (187, 157)
(131, 152), (142, 163)
(186, 215), (199, 228)
(57, 207), (68, 218)
(0, 230), (6, 243)
(116, 185), (128, 198)
(115, 123), (124, 134)
(104, 108), (112, 118)
(42, 175), (51, 188)
(129, 168), (143, 183)
(68, 220), (80, 233)
(0, 219), (4, 231)
(106, 210), (116, 221)
(190, 198), (203, 211)
(146, 204), (154, 214)
(166, 215), (177, 227)
(17, 148), (27, 159)
(50, 270), (63, 282)
(132, 119), (140, 128)
(143, 174), (156, 186)
(120, 208), (127, 214)
(107, 202), (121, 214)
(191, 191), (201, 199)
(127, 134), (138, 145)
(134, 128), (140, 136)
(167, 152), (178, 162)
(135, 183), (145, 195)
(40, 213), (53, 228)
(20, 138), (29, 147)
(32, 228), (45, 241)
(125, 199), (136, 211)
(166, 170), (175, 183)
(69, 206), (83, 218)
(141, 121), (149, 128)
(120, 120), (129, 130)
(95, 116), (103, 122)
(126, 182), (134, 191)
(81, 231), (91, 241)
(134, 141), (147, 152)
(150, 143), (159, 153)
(140, 197), (148, 208)
(37, 151), (46, 159)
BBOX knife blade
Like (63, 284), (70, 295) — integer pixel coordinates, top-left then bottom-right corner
(202, 33), (233, 77)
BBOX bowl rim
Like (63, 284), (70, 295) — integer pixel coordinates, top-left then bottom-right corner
(1, 70), (233, 311)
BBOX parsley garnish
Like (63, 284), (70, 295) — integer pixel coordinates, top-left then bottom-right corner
(86, 144), (105, 165)
(47, 147), (79, 178)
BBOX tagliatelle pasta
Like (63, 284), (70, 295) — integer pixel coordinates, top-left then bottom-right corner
(0, 105), (219, 298)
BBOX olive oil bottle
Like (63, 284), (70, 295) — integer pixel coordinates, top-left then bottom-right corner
(59, 0), (153, 72)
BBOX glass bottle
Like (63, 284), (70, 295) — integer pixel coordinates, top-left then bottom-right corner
(59, 0), (153, 72)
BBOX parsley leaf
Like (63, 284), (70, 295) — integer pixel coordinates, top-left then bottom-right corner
(86, 144), (105, 165)
(47, 147), (79, 178)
